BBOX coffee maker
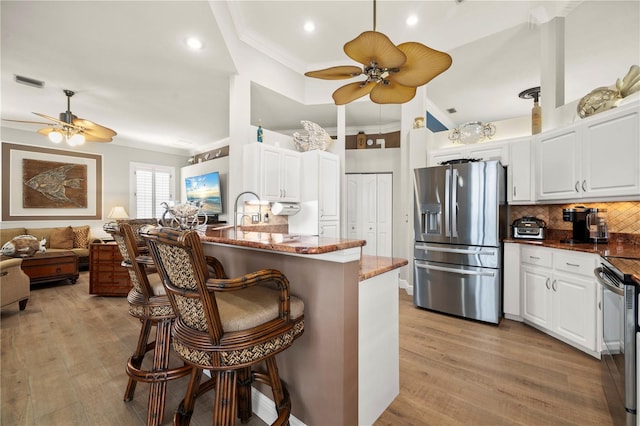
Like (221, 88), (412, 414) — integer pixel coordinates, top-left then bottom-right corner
(586, 208), (609, 243)
(562, 206), (590, 243)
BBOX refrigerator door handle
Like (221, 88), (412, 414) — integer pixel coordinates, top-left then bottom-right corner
(416, 262), (496, 277)
(451, 168), (458, 238)
(445, 168), (451, 237)
(415, 244), (496, 256)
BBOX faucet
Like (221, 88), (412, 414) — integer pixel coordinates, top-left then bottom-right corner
(233, 191), (262, 234)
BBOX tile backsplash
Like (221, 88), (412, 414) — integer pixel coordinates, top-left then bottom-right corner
(510, 201), (640, 234)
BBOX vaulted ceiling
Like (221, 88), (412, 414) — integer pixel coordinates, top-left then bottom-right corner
(1, 1), (638, 153)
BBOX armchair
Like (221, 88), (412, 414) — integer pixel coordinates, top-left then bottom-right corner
(1, 257), (30, 310)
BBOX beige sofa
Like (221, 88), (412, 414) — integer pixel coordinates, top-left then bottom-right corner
(1, 257), (30, 310)
(0, 226), (95, 269)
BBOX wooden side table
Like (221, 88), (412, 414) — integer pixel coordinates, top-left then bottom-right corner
(89, 242), (132, 296)
(20, 251), (79, 285)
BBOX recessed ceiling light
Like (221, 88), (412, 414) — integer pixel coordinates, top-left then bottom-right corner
(304, 21), (315, 33)
(406, 14), (418, 26)
(185, 36), (203, 50)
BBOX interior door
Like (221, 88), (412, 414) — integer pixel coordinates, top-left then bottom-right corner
(346, 174), (360, 240)
(361, 174), (378, 256)
(376, 174), (393, 257)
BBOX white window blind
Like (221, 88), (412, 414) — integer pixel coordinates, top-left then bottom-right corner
(131, 163), (175, 219)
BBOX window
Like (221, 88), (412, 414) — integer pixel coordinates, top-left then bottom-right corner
(130, 162), (175, 219)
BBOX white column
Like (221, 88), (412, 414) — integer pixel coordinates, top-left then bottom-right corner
(540, 16), (565, 131)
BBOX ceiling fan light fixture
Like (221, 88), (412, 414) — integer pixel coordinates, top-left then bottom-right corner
(68, 132), (86, 146)
(48, 130), (63, 143)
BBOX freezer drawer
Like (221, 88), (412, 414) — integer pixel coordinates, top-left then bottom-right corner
(413, 259), (501, 324)
(414, 242), (500, 268)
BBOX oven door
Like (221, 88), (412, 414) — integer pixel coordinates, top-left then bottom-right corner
(595, 265), (631, 425)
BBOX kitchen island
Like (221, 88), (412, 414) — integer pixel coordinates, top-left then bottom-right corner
(200, 229), (407, 425)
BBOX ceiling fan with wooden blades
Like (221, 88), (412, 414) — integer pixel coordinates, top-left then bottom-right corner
(305, 0), (452, 105)
(4, 89), (117, 146)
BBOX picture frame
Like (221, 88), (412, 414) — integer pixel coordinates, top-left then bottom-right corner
(2, 142), (103, 221)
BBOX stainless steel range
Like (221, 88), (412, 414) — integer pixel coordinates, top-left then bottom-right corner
(595, 257), (639, 426)
(413, 159), (507, 324)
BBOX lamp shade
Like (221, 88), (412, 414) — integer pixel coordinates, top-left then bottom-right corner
(108, 206), (129, 219)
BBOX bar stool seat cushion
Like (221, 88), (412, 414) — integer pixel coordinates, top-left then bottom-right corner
(148, 273), (166, 296)
(216, 286), (304, 332)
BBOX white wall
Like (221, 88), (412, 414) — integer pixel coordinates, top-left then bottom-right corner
(1, 127), (188, 237)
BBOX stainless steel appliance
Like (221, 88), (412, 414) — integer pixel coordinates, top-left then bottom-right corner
(512, 216), (546, 240)
(594, 258), (638, 426)
(413, 159), (507, 324)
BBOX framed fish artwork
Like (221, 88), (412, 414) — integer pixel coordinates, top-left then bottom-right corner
(1, 142), (102, 221)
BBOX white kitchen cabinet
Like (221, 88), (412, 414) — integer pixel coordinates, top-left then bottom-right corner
(317, 151), (340, 222)
(288, 150), (340, 236)
(582, 105), (640, 198)
(507, 137), (534, 204)
(427, 140), (510, 167)
(519, 245), (599, 357)
(536, 125), (581, 200)
(244, 143), (301, 202)
(536, 101), (640, 201)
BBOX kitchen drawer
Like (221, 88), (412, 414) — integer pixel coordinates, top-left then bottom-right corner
(520, 246), (552, 268)
(553, 250), (597, 277)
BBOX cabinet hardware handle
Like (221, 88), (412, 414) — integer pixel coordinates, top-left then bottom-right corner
(513, 187), (517, 197)
(598, 301), (601, 310)
(552, 280), (557, 291)
(320, 209), (324, 217)
(529, 256), (540, 260)
(545, 278), (551, 289)
(575, 181), (580, 192)
(566, 262), (580, 267)
(582, 180), (587, 192)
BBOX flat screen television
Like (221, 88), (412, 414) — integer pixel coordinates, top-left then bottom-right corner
(185, 171), (223, 215)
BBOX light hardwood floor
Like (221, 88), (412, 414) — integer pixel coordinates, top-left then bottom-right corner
(2, 272), (615, 425)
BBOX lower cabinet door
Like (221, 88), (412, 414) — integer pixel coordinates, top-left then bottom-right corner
(551, 272), (597, 351)
(521, 265), (552, 330)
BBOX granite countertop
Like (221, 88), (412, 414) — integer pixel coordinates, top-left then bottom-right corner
(201, 228), (365, 254)
(359, 255), (408, 281)
(505, 238), (640, 284)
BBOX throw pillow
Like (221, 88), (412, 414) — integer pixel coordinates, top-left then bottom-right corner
(1, 235), (46, 257)
(49, 226), (74, 249)
(72, 225), (90, 248)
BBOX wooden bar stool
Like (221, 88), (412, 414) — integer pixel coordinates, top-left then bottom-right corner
(108, 223), (192, 425)
(142, 227), (305, 426)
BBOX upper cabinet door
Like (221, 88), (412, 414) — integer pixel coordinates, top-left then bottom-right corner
(582, 107), (640, 198)
(280, 150), (301, 201)
(508, 137), (533, 204)
(318, 151), (340, 221)
(261, 146), (284, 200)
(537, 126), (581, 201)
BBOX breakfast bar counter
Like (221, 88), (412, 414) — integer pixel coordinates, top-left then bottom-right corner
(199, 229), (407, 425)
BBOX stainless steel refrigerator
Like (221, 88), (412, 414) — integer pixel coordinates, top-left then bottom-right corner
(413, 160), (507, 324)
